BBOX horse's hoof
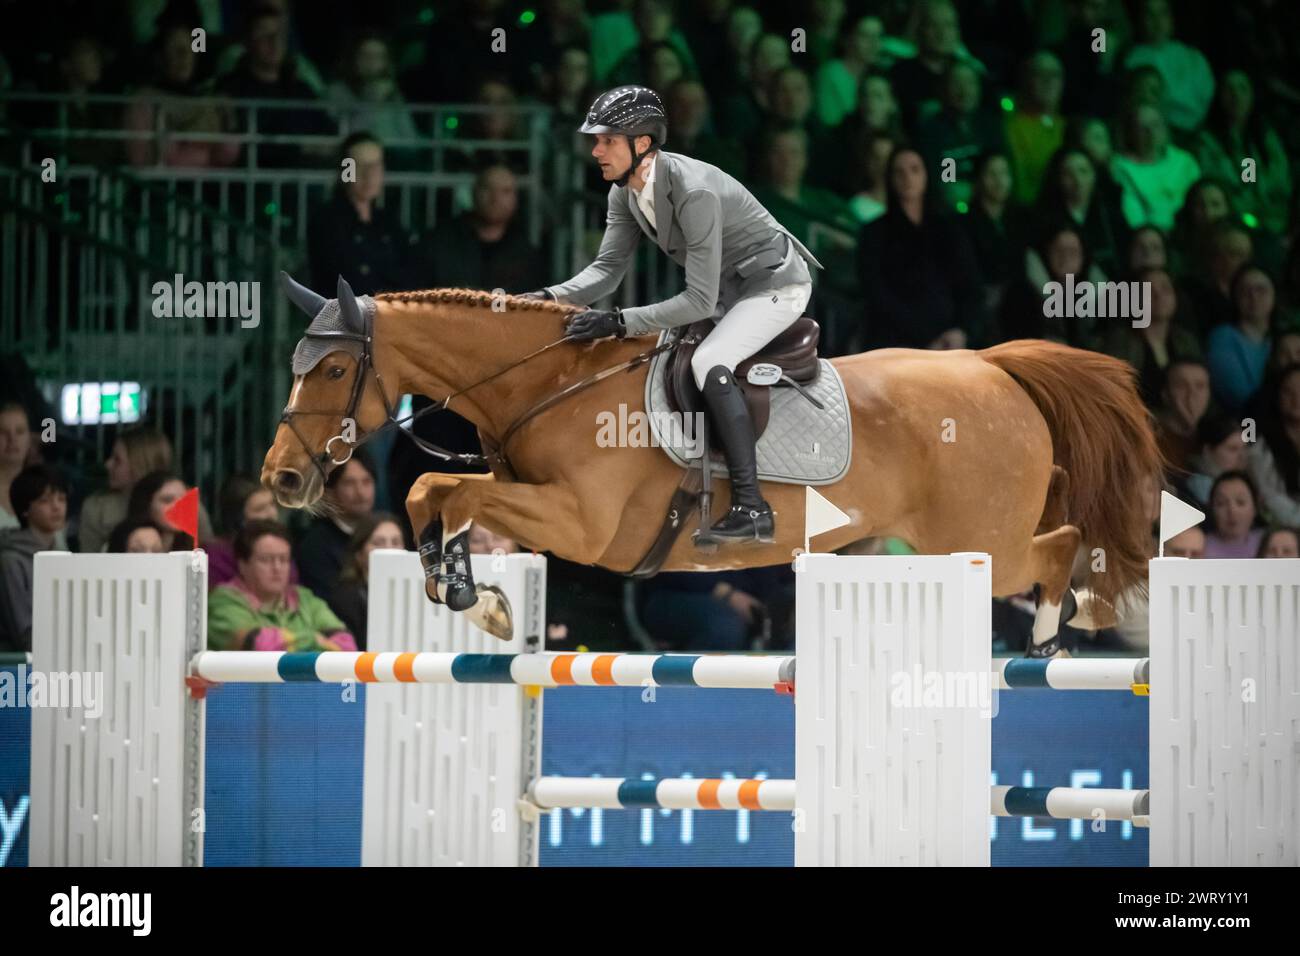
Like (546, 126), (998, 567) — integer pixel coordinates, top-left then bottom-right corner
(466, 584), (513, 640)
(1065, 588), (1117, 630)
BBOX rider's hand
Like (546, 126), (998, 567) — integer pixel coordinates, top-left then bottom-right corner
(518, 289), (555, 301)
(565, 308), (626, 341)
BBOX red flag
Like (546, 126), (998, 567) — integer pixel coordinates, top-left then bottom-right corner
(163, 487), (200, 546)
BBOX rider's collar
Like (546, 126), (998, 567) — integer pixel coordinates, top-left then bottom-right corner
(631, 151), (657, 194)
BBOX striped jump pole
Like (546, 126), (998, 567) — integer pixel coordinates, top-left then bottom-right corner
(191, 650), (797, 690)
(194, 651), (1152, 693)
(991, 786), (1151, 824)
(528, 779), (1150, 824)
(527, 777), (797, 811)
(993, 657), (1150, 692)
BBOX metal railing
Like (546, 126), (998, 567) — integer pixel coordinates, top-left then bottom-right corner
(3, 92), (566, 270)
(3, 90), (859, 314)
(0, 161), (293, 502)
(0, 92), (582, 503)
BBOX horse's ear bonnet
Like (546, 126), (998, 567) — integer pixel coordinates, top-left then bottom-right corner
(280, 272), (376, 374)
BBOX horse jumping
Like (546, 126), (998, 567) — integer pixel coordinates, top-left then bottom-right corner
(261, 277), (1162, 648)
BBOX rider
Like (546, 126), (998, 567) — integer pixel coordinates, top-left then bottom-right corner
(523, 85), (822, 544)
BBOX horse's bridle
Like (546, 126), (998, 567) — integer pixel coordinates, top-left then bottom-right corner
(278, 321), (399, 485)
(278, 303), (677, 486)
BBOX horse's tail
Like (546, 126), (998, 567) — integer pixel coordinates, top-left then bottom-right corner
(979, 339), (1164, 610)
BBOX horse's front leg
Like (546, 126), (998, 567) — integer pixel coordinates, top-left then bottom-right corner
(437, 479), (594, 641)
(406, 472), (497, 609)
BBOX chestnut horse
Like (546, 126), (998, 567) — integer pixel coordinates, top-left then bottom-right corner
(262, 278), (1161, 649)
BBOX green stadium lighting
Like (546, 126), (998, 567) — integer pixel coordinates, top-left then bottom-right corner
(1000, 96), (1015, 112)
(445, 116), (460, 131)
(956, 201), (969, 214)
(418, 8), (434, 24)
(520, 10), (536, 24)
(1242, 213), (1259, 228)
(264, 202), (278, 216)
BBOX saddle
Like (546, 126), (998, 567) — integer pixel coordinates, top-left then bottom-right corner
(629, 315), (825, 575)
(662, 316), (822, 446)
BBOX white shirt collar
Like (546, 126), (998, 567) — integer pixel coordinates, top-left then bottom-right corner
(633, 151), (657, 194)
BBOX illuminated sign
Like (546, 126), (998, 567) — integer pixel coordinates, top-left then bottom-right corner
(59, 382), (145, 425)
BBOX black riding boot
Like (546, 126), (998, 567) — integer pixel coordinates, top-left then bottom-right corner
(701, 365), (775, 543)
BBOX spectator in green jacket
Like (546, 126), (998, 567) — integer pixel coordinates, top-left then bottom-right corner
(1123, 0), (1214, 133)
(208, 520), (356, 652)
(1111, 103), (1200, 231)
(1003, 51), (1065, 205)
(813, 14), (885, 128)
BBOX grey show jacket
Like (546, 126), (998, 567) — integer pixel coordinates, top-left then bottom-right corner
(544, 150), (823, 336)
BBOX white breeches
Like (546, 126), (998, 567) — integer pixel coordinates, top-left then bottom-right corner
(690, 282), (813, 390)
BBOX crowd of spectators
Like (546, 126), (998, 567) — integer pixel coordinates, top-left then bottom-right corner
(0, 411), (790, 656)
(3, 0), (1300, 655)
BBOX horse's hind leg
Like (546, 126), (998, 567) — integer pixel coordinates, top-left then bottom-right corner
(1035, 465), (1069, 533)
(1026, 524), (1082, 658)
(1015, 464), (1078, 657)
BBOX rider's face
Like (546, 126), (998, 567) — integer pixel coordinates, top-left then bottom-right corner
(591, 134), (647, 181)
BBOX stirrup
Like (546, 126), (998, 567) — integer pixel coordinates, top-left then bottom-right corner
(709, 503), (775, 543)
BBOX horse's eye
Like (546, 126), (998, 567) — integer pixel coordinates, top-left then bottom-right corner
(328, 366), (345, 380)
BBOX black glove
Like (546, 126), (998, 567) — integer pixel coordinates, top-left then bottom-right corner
(518, 289), (555, 301)
(565, 308), (626, 341)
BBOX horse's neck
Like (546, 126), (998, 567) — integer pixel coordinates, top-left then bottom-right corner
(379, 300), (588, 439)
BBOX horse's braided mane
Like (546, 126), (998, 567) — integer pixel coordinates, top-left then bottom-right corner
(375, 288), (581, 314)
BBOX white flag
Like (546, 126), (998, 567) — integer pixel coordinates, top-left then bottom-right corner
(1158, 491), (1205, 556)
(804, 486), (851, 553)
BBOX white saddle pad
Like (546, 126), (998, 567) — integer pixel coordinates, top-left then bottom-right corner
(642, 334), (853, 485)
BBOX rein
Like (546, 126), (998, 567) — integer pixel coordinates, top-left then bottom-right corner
(281, 310), (678, 483)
